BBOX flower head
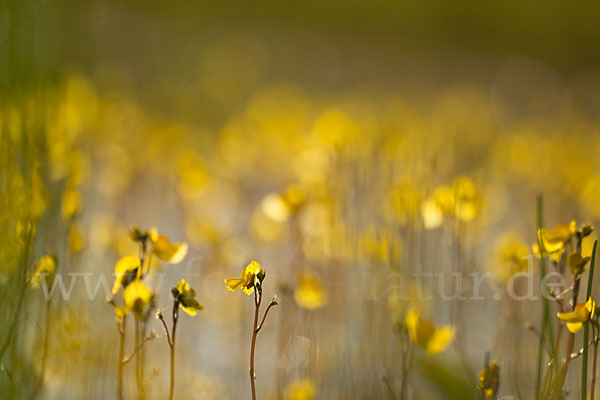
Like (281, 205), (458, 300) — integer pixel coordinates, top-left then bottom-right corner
(124, 280), (154, 321)
(225, 261), (265, 296)
(537, 222), (573, 254)
(172, 279), (204, 316)
(149, 228), (188, 264)
(557, 297), (595, 333)
(477, 361), (500, 399)
(294, 272), (326, 310)
(405, 310), (455, 355)
(567, 252), (590, 276)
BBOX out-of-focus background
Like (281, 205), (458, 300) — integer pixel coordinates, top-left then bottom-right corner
(3, 1), (600, 399)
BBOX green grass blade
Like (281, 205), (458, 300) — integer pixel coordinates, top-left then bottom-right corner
(581, 240), (597, 400)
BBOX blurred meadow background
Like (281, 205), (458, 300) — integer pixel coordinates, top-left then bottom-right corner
(3, 1), (600, 399)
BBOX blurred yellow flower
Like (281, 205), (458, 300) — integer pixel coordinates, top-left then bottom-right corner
(537, 222), (573, 254)
(477, 361), (499, 399)
(61, 187), (81, 219)
(557, 297), (595, 334)
(123, 280), (153, 321)
(112, 255), (140, 294)
(567, 252), (590, 276)
(453, 177), (480, 222)
(532, 242), (564, 263)
(493, 235), (529, 284)
(405, 310), (455, 355)
(30, 255), (57, 288)
(172, 279), (203, 316)
(294, 272), (326, 310)
(149, 228), (188, 263)
(225, 261), (265, 296)
(421, 197), (444, 229)
(286, 378), (315, 400)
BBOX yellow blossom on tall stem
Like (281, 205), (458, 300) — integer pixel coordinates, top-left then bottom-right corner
(225, 261), (277, 400)
(158, 279), (203, 400)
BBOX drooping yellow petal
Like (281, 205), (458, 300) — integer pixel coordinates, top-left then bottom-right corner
(112, 255), (140, 294)
(225, 277), (245, 292)
(557, 298), (595, 333)
(426, 326), (455, 355)
(566, 322), (584, 334)
(149, 228), (188, 264)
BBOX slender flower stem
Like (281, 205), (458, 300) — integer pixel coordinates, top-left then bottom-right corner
(592, 334), (598, 400)
(157, 306), (178, 400)
(170, 305), (178, 400)
(250, 289), (262, 400)
(117, 318), (126, 400)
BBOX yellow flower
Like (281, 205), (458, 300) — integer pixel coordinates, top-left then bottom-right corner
(567, 252), (590, 275)
(225, 261), (265, 296)
(537, 222), (573, 254)
(112, 255), (140, 294)
(557, 297), (595, 334)
(477, 361), (500, 399)
(453, 177), (480, 222)
(532, 242), (564, 263)
(286, 378), (315, 400)
(30, 255), (57, 288)
(123, 280), (154, 321)
(294, 272), (326, 310)
(149, 228), (188, 264)
(172, 279), (204, 316)
(405, 310), (455, 355)
(61, 187), (81, 219)
(493, 235), (529, 284)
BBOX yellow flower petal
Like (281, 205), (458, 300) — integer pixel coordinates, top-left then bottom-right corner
(225, 277), (244, 291)
(566, 322), (584, 334)
(426, 326), (455, 355)
(112, 255), (140, 294)
(149, 228), (188, 263)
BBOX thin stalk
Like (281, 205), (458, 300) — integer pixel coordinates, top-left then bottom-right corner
(250, 289), (262, 400)
(592, 333), (598, 400)
(582, 240), (597, 400)
(135, 320), (142, 396)
(118, 317), (126, 400)
(536, 195), (555, 398)
(158, 307), (178, 400)
(170, 305), (178, 400)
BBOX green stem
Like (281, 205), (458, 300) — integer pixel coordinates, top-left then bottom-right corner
(582, 240), (597, 400)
